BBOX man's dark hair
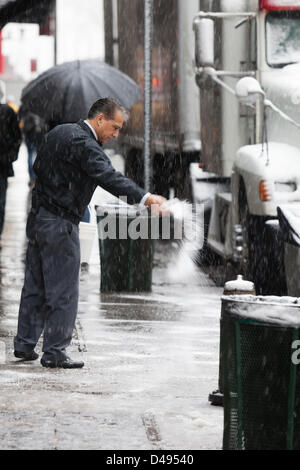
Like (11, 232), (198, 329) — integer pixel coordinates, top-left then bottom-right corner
(88, 97), (129, 121)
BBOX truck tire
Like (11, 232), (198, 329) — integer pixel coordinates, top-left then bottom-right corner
(124, 148), (144, 188)
(238, 181), (286, 295)
(239, 199), (263, 291)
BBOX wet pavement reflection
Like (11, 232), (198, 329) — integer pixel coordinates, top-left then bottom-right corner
(0, 146), (223, 450)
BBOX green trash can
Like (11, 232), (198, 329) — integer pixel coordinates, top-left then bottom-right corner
(96, 204), (157, 292)
(221, 295), (300, 450)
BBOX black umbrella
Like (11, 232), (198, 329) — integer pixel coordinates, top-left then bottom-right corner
(21, 59), (141, 125)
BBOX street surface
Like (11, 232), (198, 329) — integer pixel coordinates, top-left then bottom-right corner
(0, 145), (223, 450)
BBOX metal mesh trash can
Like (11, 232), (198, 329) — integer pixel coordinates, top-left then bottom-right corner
(222, 295), (300, 450)
(209, 275), (255, 407)
(96, 204), (156, 292)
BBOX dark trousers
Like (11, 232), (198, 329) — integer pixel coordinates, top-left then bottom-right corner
(14, 207), (80, 361)
(0, 174), (8, 236)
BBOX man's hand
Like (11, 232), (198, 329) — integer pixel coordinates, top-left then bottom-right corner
(144, 194), (170, 215)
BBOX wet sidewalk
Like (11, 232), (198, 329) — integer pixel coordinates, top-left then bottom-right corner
(0, 146), (223, 450)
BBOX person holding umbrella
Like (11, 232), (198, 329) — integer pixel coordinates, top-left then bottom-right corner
(20, 59), (142, 126)
(13, 97), (168, 369)
(0, 88), (22, 237)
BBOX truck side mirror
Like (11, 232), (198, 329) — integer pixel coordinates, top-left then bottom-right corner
(193, 17), (215, 68)
(235, 77), (265, 107)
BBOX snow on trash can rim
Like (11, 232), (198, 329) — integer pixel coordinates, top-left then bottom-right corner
(221, 294), (300, 328)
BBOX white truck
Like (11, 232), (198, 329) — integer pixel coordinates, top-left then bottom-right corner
(192, 0), (300, 295)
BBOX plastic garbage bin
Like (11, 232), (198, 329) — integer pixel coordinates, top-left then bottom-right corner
(222, 294), (300, 450)
(96, 204), (156, 292)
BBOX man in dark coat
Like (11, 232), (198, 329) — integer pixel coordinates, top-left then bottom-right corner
(14, 98), (167, 368)
(0, 100), (22, 235)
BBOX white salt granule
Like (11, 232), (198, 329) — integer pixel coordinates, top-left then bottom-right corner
(162, 199), (205, 283)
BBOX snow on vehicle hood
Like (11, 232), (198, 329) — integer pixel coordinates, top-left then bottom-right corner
(235, 142), (300, 181)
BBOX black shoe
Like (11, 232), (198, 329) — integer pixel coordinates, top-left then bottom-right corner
(14, 350), (39, 361)
(41, 357), (84, 369)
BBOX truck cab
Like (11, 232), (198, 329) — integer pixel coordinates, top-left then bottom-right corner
(193, 0), (300, 293)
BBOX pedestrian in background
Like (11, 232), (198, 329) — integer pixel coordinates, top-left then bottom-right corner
(14, 97), (168, 369)
(0, 89), (22, 237)
(19, 107), (47, 188)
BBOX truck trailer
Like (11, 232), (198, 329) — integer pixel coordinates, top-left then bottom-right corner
(193, 0), (300, 294)
(104, 0), (201, 198)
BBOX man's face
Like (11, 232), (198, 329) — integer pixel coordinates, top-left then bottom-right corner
(96, 110), (124, 143)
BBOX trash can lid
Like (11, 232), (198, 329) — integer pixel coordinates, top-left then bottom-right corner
(222, 294), (300, 327)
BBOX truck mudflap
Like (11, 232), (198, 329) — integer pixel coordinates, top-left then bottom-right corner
(277, 204), (300, 297)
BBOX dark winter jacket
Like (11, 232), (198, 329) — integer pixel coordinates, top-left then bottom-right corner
(0, 104), (22, 177)
(23, 111), (47, 147)
(33, 120), (146, 224)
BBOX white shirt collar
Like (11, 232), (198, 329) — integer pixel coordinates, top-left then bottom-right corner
(84, 120), (98, 141)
